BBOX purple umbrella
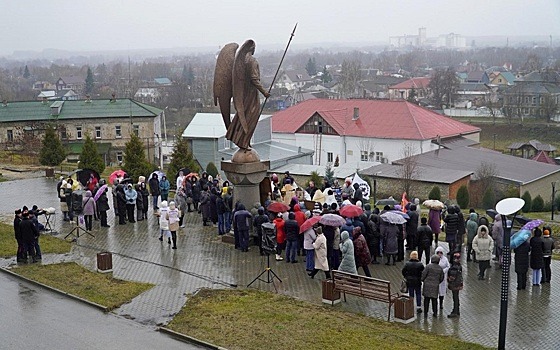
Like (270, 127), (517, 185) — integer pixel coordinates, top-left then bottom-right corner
(94, 184), (108, 201)
(521, 219), (543, 231)
(390, 210), (410, 219)
(319, 213), (345, 226)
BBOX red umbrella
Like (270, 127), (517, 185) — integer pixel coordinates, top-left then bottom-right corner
(109, 169), (127, 185)
(267, 202), (289, 213)
(339, 204), (364, 218)
(300, 215), (322, 233)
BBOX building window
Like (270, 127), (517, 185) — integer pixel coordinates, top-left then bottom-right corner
(360, 151), (368, 161)
(375, 151), (384, 162)
(327, 152), (333, 163)
(532, 97), (536, 106)
(540, 96), (545, 104)
(133, 124), (139, 136)
(523, 108), (529, 115)
(116, 151), (123, 163)
(95, 126), (101, 139)
(115, 125), (122, 138)
(524, 96), (530, 104)
(7, 129), (13, 142)
(76, 126), (82, 140)
(60, 129), (67, 140)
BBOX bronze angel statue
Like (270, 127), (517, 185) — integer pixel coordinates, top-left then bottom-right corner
(213, 39), (270, 152)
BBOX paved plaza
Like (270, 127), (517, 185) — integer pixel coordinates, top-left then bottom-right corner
(1, 177), (559, 349)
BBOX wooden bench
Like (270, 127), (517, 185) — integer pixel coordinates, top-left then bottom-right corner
(331, 270), (399, 321)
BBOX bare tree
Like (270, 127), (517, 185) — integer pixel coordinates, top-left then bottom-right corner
(541, 94), (559, 122)
(358, 139), (376, 161)
(339, 59), (362, 98)
(395, 143), (421, 195)
(428, 67), (459, 109)
(475, 161), (499, 194)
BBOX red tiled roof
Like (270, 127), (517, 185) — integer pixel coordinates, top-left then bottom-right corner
(389, 77), (431, 89)
(271, 99), (480, 140)
(532, 150), (557, 165)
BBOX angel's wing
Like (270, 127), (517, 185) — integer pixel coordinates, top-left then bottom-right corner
(213, 42), (239, 129)
(232, 39), (255, 134)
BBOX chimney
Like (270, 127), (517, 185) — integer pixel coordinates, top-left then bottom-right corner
(110, 93), (116, 103)
(352, 107), (359, 120)
(85, 95), (92, 103)
(42, 97), (48, 104)
(2, 100), (7, 107)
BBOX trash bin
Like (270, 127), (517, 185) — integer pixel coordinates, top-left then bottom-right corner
(322, 279), (340, 304)
(97, 252), (113, 273)
(394, 295), (415, 323)
(45, 167), (54, 178)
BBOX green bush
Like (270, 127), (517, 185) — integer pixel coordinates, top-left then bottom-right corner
(532, 195), (545, 212)
(308, 171), (322, 188)
(206, 162), (219, 178)
(521, 191), (532, 213)
(428, 186), (441, 200)
(456, 185), (469, 209)
(482, 188), (495, 209)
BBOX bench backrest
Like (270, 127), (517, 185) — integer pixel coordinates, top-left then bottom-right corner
(332, 270), (393, 302)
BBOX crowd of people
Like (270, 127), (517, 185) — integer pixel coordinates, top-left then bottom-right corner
(14, 169), (556, 323)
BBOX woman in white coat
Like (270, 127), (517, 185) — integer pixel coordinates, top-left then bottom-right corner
(435, 246), (450, 310)
(309, 226), (331, 279)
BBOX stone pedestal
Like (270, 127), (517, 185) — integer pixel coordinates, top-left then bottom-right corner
(221, 158), (269, 211)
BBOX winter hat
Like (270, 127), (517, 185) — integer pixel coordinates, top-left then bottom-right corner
(341, 230), (350, 241)
(410, 251), (419, 260)
(160, 201), (168, 208)
(15, 209), (21, 215)
(435, 246), (445, 254)
(169, 201), (176, 210)
(138, 176), (146, 183)
(544, 229), (550, 237)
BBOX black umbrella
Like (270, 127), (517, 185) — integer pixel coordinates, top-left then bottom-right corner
(176, 168), (192, 179)
(72, 169), (100, 187)
(376, 198), (399, 206)
(486, 209), (498, 219)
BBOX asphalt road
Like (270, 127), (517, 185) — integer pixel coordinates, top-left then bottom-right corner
(0, 272), (202, 350)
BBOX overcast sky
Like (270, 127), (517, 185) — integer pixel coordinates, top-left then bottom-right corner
(2, 0), (559, 54)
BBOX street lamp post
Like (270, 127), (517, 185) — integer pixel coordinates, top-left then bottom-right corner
(552, 182), (557, 221)
(495, 198), (525, 350)
(373, 171), (381, 207)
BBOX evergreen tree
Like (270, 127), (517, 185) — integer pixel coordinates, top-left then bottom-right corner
(308, 171), (323, 188)
(334, 155), (340, 167)
(428, 186), (441, 200)
(206, 162), (218, 178)
(482, 188), (496, 209)
(324, 163), (335, 185)
(85, 67), (94, 94)
(79, 134), (105, 174)
(39, 125), (66, 166)
(122, 133), (154, 182)
(407, 88), (417, 103)
(23, 65), (30, 79)
(321, 66), (332, 84)
(167, 133), (199, 180)
(521, 191), (532, 213)
(532, 195), (544, 212)
(305, 57), (318, 76)
(456, 185), (469, 209)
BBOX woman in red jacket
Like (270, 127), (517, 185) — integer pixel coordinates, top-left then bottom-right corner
(273, 213), (285, 261)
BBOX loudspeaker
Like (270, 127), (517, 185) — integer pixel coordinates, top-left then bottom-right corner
(261, 222), (277, 255)
(72, 190), (84, 214)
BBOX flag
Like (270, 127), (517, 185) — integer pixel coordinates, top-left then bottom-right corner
(401, 192), (409, 212)
(351, 173), (370, 201)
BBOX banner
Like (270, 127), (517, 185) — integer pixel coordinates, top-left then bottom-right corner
(351, 173), (370, 201)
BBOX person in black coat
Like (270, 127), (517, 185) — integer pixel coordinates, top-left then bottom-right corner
(148, 173), (160, 210)
(116, 185), (127, 225)
(443, 206), (459, 257)
(367, 211), (381, 264)
(96, 187), (110, 228)
(14, 209), (25, 262)
(284, 212), (300, 263)
(417, 217), (434, 265)
(253, 207), (270, 256)
(514, 239), (530, 290)
(402, 251), (425, 313)
(352, 183), (363, 205)
(139, 182), (149, 220)
(19, 212), (38, 263)
(530, 228), (545, 286)
(406, 205), (419, 251)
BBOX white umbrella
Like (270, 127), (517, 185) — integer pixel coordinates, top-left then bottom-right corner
(423, 199), (445, 210)
(380, 211), (407, 224)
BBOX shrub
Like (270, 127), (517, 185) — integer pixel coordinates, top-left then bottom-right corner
(428, 186), (441, 200)
(521, 191), (532, 213)
(308, 171), (323, 188)
(532, 195), (544, 212)
(456, 185), (469, 209)
(206, 162), (219, 178)
(482, 188), (495, 209)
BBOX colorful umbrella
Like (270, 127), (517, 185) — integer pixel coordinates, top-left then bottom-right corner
(380, 211), (407, 224)
(521, 219), (543, 231)
(319, 213), (345, 226)
(185, 172), (199, 180)
(511, 229), (531, 249)
(267, 201), (289, 213)
(93, 184), (108, 201)
(339, 204), (364, 218)
(300, 215), (322, 233)
(422, 199), (444, 210)
(109, 169), (127, 185)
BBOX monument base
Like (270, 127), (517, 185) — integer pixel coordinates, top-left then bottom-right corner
(221, 158), (270, 211)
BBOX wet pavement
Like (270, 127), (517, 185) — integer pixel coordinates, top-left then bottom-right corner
(1, 177), (559, 349)
(0, 272), (201, 349)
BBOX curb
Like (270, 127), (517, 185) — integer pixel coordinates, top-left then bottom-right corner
(158, 327), (228, 350)
(0, 266), (109, 312)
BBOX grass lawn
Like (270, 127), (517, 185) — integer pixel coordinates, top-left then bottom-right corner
(0, 222), (71, 258)
(167, 289), (489, 350)
(12, 262), (154, 310)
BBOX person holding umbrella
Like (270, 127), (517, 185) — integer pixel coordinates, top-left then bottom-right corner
(302, 213), (318, 272)
(309, 226), (330, 279)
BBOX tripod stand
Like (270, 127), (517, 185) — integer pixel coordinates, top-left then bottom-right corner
(247, 253), (282, 292)
(64, 215), (94, 241)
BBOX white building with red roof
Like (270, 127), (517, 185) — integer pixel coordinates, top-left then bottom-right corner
(388, 77), (431, 100)
(271, 99), (480, 166)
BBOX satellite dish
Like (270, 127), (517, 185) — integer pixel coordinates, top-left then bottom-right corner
(496, 198), (525, 216)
